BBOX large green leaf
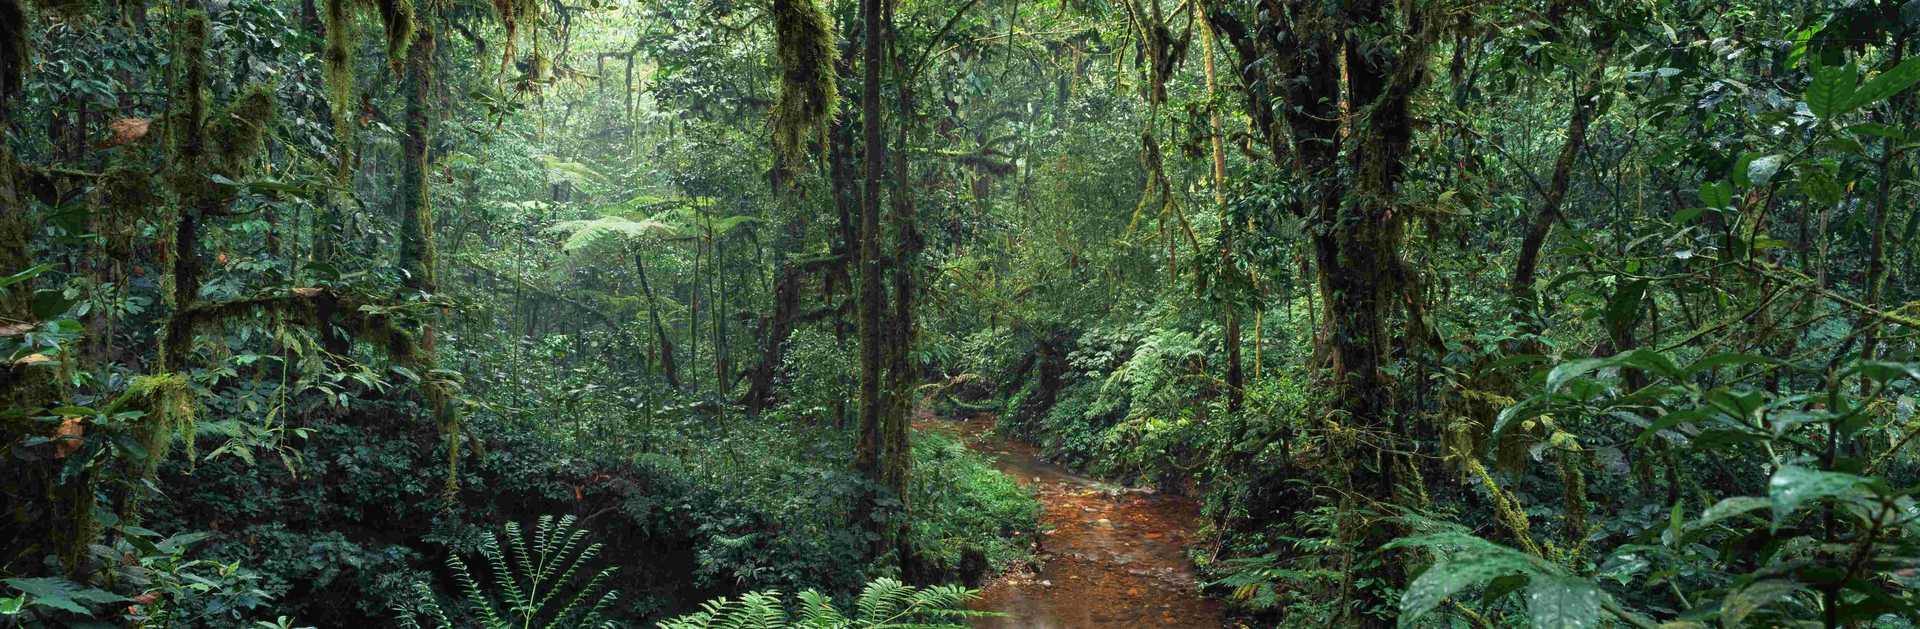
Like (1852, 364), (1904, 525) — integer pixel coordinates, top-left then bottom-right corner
(1603, 278), (1649, 332)
(1684, 496), (1770, 534)
(1546, 357), (1615, 395)
(1400, 547), (1537, 626)
(1848, 361), (1920, 384)
(1843, 57), (1920, 112)
(1545, 349), (1681, 395)
(1526, 575), (1603, 629)
(2, 577), (127, 616)
(1769, 466), (1876, 527)
(1745, 154), (1785, 187)
(1698, 180), (1733, 209)
(0, 264), (50, 291)
(1390, 525), (1559, 626)
(1721, 579), (1804, 625)
(1492, 396), (1549, 442)
(1806, 62), (1857, 118)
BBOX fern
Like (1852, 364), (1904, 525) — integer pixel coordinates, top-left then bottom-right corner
(395, 515), (620, 629)
(657, 578), (994, 629)
(546, 216), (678, 252)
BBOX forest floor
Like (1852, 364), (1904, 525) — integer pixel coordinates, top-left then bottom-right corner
(916, 412), (1226, 628)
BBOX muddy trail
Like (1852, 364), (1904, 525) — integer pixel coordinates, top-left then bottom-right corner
(920, 414), (1227, 628)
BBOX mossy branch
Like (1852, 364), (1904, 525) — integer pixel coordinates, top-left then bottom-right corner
(769, 0), (838, 174)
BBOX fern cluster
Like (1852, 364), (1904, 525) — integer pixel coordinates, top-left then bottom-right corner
(658, 578), (989, 629)
(394, 515), (620, 629)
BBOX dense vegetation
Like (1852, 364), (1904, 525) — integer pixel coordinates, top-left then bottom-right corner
(3, 0), (1920, 626)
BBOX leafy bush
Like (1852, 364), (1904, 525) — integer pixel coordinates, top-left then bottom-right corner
(1396, 352), (1920, 627)
(1, 526), (278, 626)
(774, 328), (856, 424)
(907, 432), (1040, 577)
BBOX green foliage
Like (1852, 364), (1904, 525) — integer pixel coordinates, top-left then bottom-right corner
(548, 216), (677, 252)
(1, 527), (277, 625)
(1386, 517), (1607, 628)
(396, 515), (620, 629)
(9, 0), (1919, 626)
(907, 433), (1039, 574)
(658, 578), (989, 629)
(1401, 352), (1920, 626)
(1, 577), (128, 617)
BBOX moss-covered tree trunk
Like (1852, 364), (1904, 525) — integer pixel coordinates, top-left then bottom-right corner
(852, 0), (905, 564)
(0, 129), (86, 579)
(882, 6), (919, 576)
(754, 0), (838, 413)
(397, 25), (460, 497)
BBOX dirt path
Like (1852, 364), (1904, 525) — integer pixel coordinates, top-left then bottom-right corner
(923, 414), (1227, 628)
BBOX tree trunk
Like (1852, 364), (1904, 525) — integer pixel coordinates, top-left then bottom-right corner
(1199, 5), (1243, 412)
(636, 253), (681, 388)
(398, 25), (460, 497)
(1207, 2), (1435, 622)
(883, 10), (920, 577)
(852, 0), (903, 564)
(747, 200), (806, 413)
(1509, 53), (1610, 314)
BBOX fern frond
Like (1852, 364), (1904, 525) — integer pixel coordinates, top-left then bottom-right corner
(657, 580), (990, 629)
(477, 531), (528, 618)
(408, 517), (622, 629)
(854, 578), (915, 622)
(450, 553), (507, 627)
(794, 590), (850, 629)
(542, 566), (619, 629)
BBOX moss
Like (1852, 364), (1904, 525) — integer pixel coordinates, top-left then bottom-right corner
(371, 0), (415, 74)
(491, 0), (540, 73)
(46, 469), (97, 577)
(769, 0), (837, 174)
(211, 83), (277, 175)
(123, 373), (195, 471)
(1551, 431), (1589, 563)
(0, 147), (31, 317)
(1461, 451), (1542, 559)
(397, 27), (434, 293)
(90, 165), (149, 259)
(322, 0), (354, 153)
(166, 12), (213, 209)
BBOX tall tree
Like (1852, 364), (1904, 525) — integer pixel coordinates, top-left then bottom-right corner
(851, 0), (909, 566)
(1207, 0), (1438, 621)
(397, 23), (460, 497)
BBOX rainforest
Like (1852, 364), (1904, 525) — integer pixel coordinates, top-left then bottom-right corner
(4, 0), (1920, 626)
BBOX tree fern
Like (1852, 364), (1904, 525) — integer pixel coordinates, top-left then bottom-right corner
(657, 578), (993, 629)
(546, 216), (679, 252)
(395, 515), (620, 629)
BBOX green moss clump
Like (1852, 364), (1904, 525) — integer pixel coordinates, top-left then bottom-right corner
(211, 82), (277, 174)
(372, 0), (415, 74)
(322, 0), (353, 125)
(123, 373), (195, 470)
(166, 12), (213, 209)
(769, 0), (837, 175)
